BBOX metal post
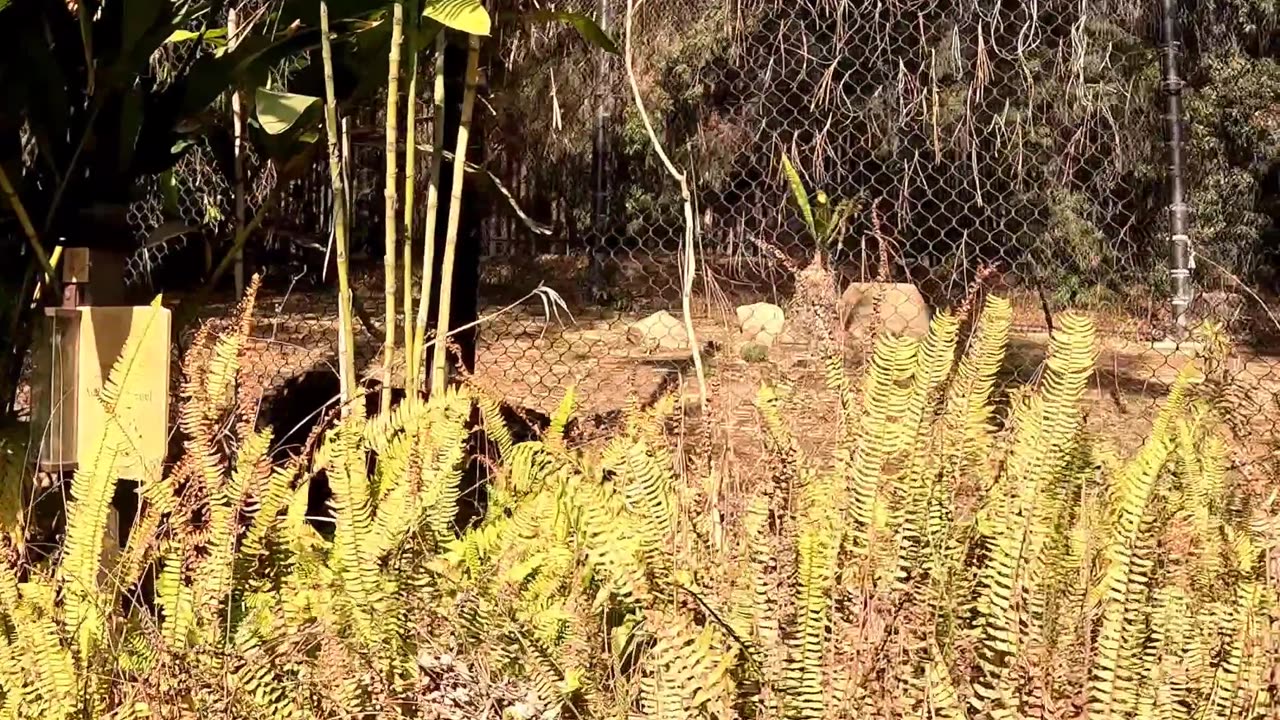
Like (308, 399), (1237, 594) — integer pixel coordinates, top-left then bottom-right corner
(1160, 0), (1192, 336)
(591, 0), (611, 234)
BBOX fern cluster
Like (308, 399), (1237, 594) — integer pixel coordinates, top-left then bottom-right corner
(0, 280), (473, 718)
(421, 295), (1280, 720)
(0, 287), (1276, 720)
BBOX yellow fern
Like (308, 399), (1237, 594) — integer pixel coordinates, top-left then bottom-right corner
(845, 333), (917, 571)
(58, 296), (166, 663)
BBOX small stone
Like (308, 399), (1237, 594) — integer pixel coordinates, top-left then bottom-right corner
(626, 310), (690, 351)
(736, 302), (786, 346)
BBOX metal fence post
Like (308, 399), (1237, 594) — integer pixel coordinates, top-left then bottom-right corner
(1160, 0), (1193, 337)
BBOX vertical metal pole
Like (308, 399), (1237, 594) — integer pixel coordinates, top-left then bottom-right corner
(592, 0), (611, 236)
(1160, 0), (1192, 336)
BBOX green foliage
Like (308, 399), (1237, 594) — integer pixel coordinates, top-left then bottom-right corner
(254, 88), (321, 135)
(516, 10), (620, 55)
(424, 0), (491, 36)
(1185, 54), (1280, 282)
(781, 153), (816, 241)
(780, 152), (862, 258)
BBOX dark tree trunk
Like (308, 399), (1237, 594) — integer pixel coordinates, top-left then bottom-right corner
(424, 35), (485, 387)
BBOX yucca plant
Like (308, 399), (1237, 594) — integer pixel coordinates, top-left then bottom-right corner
(780, 152), (862, 263)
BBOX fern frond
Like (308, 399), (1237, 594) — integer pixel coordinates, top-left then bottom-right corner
(59, 297), (166, 662)
(1088, 370), (1196, 720)
(638, 611), (738, 720)
(940, 294), (1012, 478)
(614, 441), (675, 579)
(846, 333), (917, 569)
(322, 415), (382, 644)
(895, 310), (960, 581)
(242, 459), (301, 560)
(782, 521), (838, 720)
(971, 313), (1097, 717)
(476, 392), (516, 463)
(546, 386), (577, 451)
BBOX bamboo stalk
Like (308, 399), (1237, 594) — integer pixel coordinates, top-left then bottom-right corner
(381, 0), (405, 414)
(402, 0), (421, 397)
(320, 1), (359, 414)
(430, 33), (480, 397)
(31, 247), (64, 304)
(413, 32), (449, 393)
(229, 7), (247, 298)
(0, 164), (56, 285)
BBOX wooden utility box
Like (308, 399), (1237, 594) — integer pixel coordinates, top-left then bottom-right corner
(30, 305), (172, 482)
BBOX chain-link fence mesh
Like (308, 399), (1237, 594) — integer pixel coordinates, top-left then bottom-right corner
(470, 0), (1280, 457)
(105, 0), (1279, 463)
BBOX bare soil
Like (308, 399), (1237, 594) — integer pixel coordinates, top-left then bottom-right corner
(17, 254), (1280, 480)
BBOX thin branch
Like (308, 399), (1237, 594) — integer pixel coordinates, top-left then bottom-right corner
(204, 181), (286, 290)
(624, 0), (708, 410)
(1192, 252), (1280, 336)
(418, 284), (571, 357)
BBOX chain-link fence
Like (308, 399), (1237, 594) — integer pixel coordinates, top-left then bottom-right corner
(470, 0), (1280, 457)
(109, 0), (1279, 463)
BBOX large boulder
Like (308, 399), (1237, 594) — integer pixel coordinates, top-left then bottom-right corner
(839, 282), (932, 342)
(627, 310), (690, 351)
(736, 302), (786, 347)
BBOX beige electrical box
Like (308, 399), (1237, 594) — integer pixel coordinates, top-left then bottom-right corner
(30, 305), (172, 482)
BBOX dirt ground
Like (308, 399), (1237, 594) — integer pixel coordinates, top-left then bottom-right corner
(18, 255), (1280, 480)
(185, 280), (1280, 482)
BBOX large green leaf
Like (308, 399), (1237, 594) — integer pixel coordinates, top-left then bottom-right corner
(424, 0), (491, 36)
(255, 88), (321, 135)
(515, 10), (619, 54)
(780, 152), (815, 240)
(165, 28), (229, 45)
(0, 0), (10, 14)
